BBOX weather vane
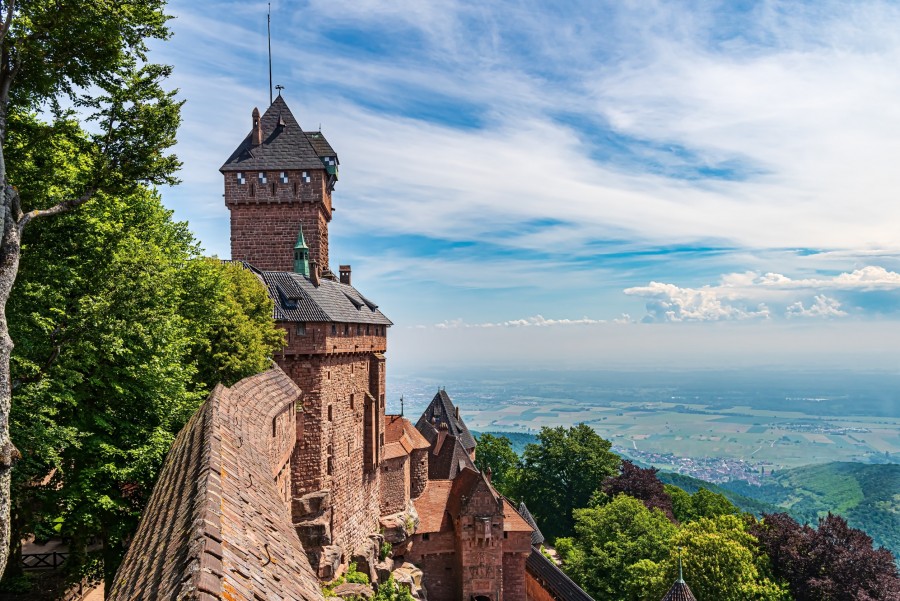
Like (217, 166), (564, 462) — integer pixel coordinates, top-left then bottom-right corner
(275, 84), (284, 97)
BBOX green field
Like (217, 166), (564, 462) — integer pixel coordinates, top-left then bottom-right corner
(461, 397), (900, 469)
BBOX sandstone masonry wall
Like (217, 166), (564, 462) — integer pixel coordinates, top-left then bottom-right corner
(225, 169), (332, 271)
(281, 349), (384, 556)
(380, 456), (409, 515)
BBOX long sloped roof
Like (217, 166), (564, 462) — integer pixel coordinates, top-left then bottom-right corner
(109, 368), (321, 601)
(261, 270), (392, 325)
(415, 389), (476, 451)
(525, 549), (595, 601)
(517, 502), (546, 546)
(220, 95), (338, 173)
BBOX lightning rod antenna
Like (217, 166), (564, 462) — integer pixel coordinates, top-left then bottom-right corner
(267, 2), (273, 105)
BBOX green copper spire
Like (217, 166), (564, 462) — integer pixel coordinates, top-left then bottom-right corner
(293, 223), (310, 276)
(677, 548), (685, 583)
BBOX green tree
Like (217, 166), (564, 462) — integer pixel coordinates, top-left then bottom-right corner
(650, 515), (790, 601)
(512, 423), (620, 540)
(8, 167), (283, 586)
(556, 494), (676, 601)
(0, 0), (179, 576)
(666, 484), (740, 523)
(473, 433), (519, 496)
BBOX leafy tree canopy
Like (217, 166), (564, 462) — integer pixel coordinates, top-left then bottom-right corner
(556, 494), (676, 601)
(7, 111), (284, 586)
(473, 433), (519, 496)
(511, 423), (620, 540)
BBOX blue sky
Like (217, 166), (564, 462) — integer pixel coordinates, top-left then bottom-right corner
(150, 0), (900, 371)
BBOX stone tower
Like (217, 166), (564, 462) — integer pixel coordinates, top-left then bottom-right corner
(221, 94), (338, 272)
(221, 96), (391, 576)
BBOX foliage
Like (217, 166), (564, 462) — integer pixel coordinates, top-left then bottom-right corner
(7, 160), (282, 586)
(512, 423), (620, 540)
(374, 576), (414, 601)
(665, 485), (740, 523)
(473, 433), (519, 496)
(380, 540), (393, 561)
(322, 563), (371, 598)
(556, 494), (676, 601)
(752, 512), (900, 601)
(658, 470), (782, 517)
(655, 515), (790, 601)
(601, 460), (674, 520)
(722, 462), (900, 558)
(0, 0), (182, 579)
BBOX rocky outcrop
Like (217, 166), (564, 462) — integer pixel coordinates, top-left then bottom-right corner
(380, 501), (419, 544)
(334, 583), (374, 600)
(393, 562), (427, 601)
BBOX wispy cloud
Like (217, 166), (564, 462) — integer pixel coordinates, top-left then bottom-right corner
(154, 0), (900, 329)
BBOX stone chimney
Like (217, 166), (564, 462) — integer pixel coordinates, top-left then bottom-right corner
(434, 422), (449, 455)
(339, 265), (352, 286)
(251, 107), (263, 146)
(455, 406), (460, 421)
(310, 259), (321, 287)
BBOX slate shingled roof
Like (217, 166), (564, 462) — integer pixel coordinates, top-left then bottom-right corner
(661, 581), (697, 601)
(517, 502), (546, 547)
(415, 389), (477, 451)
(220, 95), (338, 173)
(109, 368), (322, 601)
(260, 269), (392, 325)
(525, 549), (595, 601)
(423, 430), (476, 480)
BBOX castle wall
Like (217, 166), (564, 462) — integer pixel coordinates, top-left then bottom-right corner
(405, 532), (459, 601)
(502, 546), (530, 601)
(281, 349), (384, 555)
(225, 169), (331, 271)
(525, 571), (557, 601)
(281, 323), (388, 356)
(410, 448), (428, 499)
(380, 456), (409, 515)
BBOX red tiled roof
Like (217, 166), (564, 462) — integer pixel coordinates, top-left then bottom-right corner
(385, 415), (430, 456)
(502, 499), (533, 532)
(413, 480), (454, 533)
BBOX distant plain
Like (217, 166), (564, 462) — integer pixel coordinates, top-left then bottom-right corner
(387, 369), (900, 470)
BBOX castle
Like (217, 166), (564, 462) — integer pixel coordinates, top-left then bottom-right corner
(109, 95), (594, 601)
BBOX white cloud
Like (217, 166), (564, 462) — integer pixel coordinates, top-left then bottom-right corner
(786, 295), (847, 318)
(625, 266), (900, 322)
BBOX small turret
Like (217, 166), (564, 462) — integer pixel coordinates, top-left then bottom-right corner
(293, 224), (310, 276)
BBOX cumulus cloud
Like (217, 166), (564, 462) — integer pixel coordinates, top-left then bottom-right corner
(625, 266), (900, 322)
(786, 295), (847, 319)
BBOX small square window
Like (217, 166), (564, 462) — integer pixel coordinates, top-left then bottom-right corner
(422, 533), (430, 541)
(296, 323), (306, 336)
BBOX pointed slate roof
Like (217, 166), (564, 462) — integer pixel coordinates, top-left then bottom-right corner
(424, 430), (476, 480)
(415, 389), (476, 451)
(660, 581), (696, 601)
(220, 96), (339, 173)
(517, 502), (545, 547)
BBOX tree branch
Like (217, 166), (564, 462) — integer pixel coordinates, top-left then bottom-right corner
(0, 2), (15, 46)
(17, 189), (95, 234)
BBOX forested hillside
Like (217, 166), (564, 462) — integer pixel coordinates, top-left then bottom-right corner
(722, 462), (900, 557)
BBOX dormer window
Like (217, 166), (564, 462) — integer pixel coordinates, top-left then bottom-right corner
(258, 172), (267, 184)
(280, 171), (289, 184)
(236, 172), (246, 184)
